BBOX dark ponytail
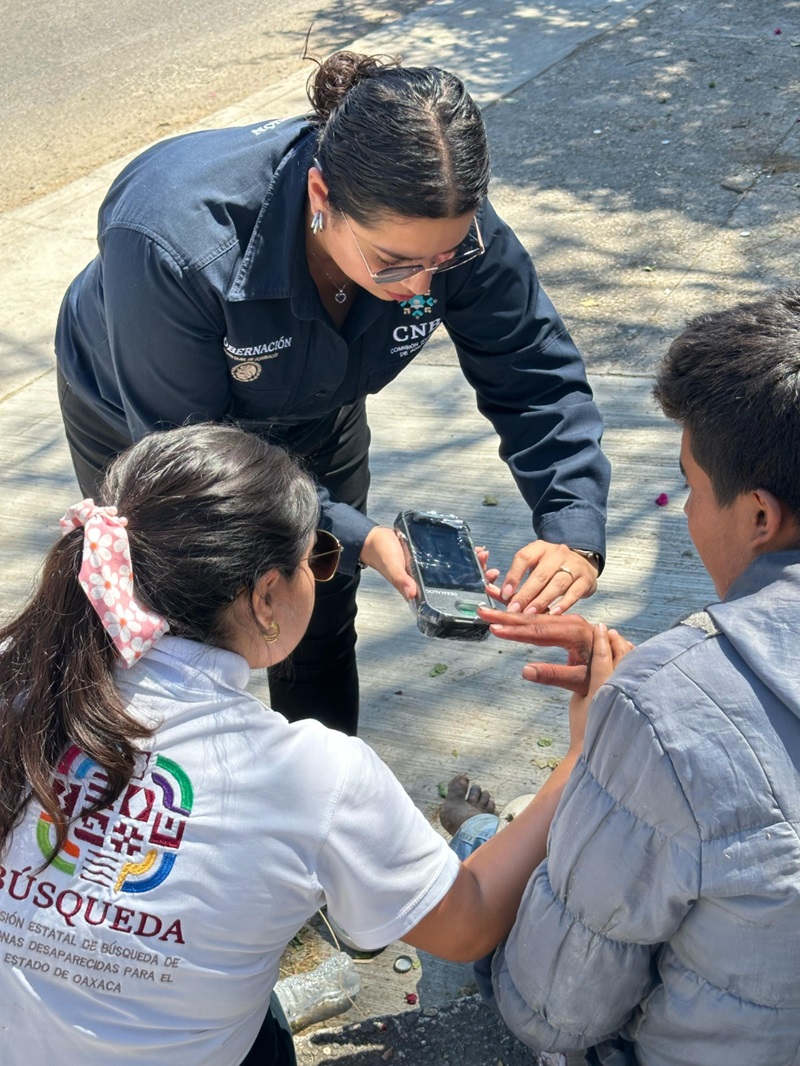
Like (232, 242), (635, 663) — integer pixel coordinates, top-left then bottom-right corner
(0, 533), (148, 863)
(0, 425), (319, 863)
(307, 51), (491, 224)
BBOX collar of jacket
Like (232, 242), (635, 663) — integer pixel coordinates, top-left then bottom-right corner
(707, 550), (800, 723)
(719, 550), (800, 605)
(226, 128), (317, 304)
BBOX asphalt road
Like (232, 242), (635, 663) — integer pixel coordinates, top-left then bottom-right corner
(0, 0), (426, 211)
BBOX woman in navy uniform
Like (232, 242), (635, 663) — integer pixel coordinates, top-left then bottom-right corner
(56, 51), (610, 735)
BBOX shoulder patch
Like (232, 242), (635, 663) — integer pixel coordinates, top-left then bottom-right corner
(678, 610), (720, 637)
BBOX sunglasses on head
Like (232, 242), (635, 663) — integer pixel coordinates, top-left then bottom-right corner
(307, 528), (343, 582)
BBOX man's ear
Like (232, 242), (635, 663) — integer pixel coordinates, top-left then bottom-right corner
(307, 166), (330, 216)
(751, 488), (795, 551)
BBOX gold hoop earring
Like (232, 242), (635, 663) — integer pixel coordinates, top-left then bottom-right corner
(261, 622), (280, 644)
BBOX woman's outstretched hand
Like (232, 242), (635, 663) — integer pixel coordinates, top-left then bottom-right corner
(484, 540), (600, 616)
(360, 526), (418, 600)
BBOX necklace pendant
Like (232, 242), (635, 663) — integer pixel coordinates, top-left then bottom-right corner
(334, 290), (347, 304)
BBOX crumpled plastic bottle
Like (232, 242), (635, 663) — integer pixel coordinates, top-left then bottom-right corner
(274, 952), (361, 1033)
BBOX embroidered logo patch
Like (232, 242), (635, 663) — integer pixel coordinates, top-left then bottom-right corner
(223, 335), (293, 382)
(400, 295), (437, 318)
(231, 362), (261, 382)
(37, 745), (193, 895)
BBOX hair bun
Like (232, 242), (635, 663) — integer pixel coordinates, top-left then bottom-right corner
(307, 50), (401, 123)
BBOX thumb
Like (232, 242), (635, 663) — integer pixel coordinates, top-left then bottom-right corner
(586, 622), (613, 699)
(388, 563), (417, 601)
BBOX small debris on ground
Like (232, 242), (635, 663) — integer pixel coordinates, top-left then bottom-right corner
(720, 174), (751, 193)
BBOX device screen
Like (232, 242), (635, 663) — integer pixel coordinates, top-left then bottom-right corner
(407, 517), (485, 592)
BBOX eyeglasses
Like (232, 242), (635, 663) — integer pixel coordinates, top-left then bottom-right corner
(306, 528), (343, 583)
(340, 213), (485, 285)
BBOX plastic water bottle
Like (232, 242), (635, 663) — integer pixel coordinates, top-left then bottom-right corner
(274, 952), (361, 1032)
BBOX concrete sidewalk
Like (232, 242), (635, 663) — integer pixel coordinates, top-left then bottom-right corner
(1, 0), (798, 1062)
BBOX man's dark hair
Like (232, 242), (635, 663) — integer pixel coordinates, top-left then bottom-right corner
(653, 289), (800, 519)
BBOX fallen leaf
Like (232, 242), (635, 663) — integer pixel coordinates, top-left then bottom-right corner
(430, 663), (448, 677)
(537, 737), (553, 747)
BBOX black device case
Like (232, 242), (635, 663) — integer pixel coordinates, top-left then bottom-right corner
(394, 510), (493, 641)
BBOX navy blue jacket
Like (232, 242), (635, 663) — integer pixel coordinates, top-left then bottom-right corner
(56, 117), (610, 574)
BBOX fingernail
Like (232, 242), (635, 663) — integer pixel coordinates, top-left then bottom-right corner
(526, 667), (538, 680)
(597, 622), (607, 633)
(549, 605), (562, 615)
(523, 604), (539, 616)
(507, 602), (522, 614)
(502, 584), (514, 600)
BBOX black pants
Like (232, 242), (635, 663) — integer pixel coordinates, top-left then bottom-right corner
(58, 372), (369, 735)
(239, 993), (296, 1065)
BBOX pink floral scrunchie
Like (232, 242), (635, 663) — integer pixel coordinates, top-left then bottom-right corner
(60, 499), (169, 667)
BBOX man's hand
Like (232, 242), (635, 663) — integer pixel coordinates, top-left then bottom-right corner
(360, 526), (417, 600)
(479, 607), (595, 694)
(479, 607), (635, 696)
(568, 623), (635, 749)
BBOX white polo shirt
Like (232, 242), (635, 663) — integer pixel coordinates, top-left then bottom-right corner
(0, 636), (459, 1064)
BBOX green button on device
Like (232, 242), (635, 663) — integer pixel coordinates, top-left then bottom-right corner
(456, 601), (479, 616)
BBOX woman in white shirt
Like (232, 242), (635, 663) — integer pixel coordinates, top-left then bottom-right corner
(0, 423), (588, 1065)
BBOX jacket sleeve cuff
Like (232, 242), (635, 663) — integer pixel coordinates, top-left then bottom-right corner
(317, 488), (377, 576)
(535, 508), (607, 573)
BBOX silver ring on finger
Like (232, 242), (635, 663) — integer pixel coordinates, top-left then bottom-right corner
(557, 565), (573, 577)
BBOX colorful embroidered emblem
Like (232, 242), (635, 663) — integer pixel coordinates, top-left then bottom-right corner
(36, 745), (193, 894)
(400, 295), (437, 318)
